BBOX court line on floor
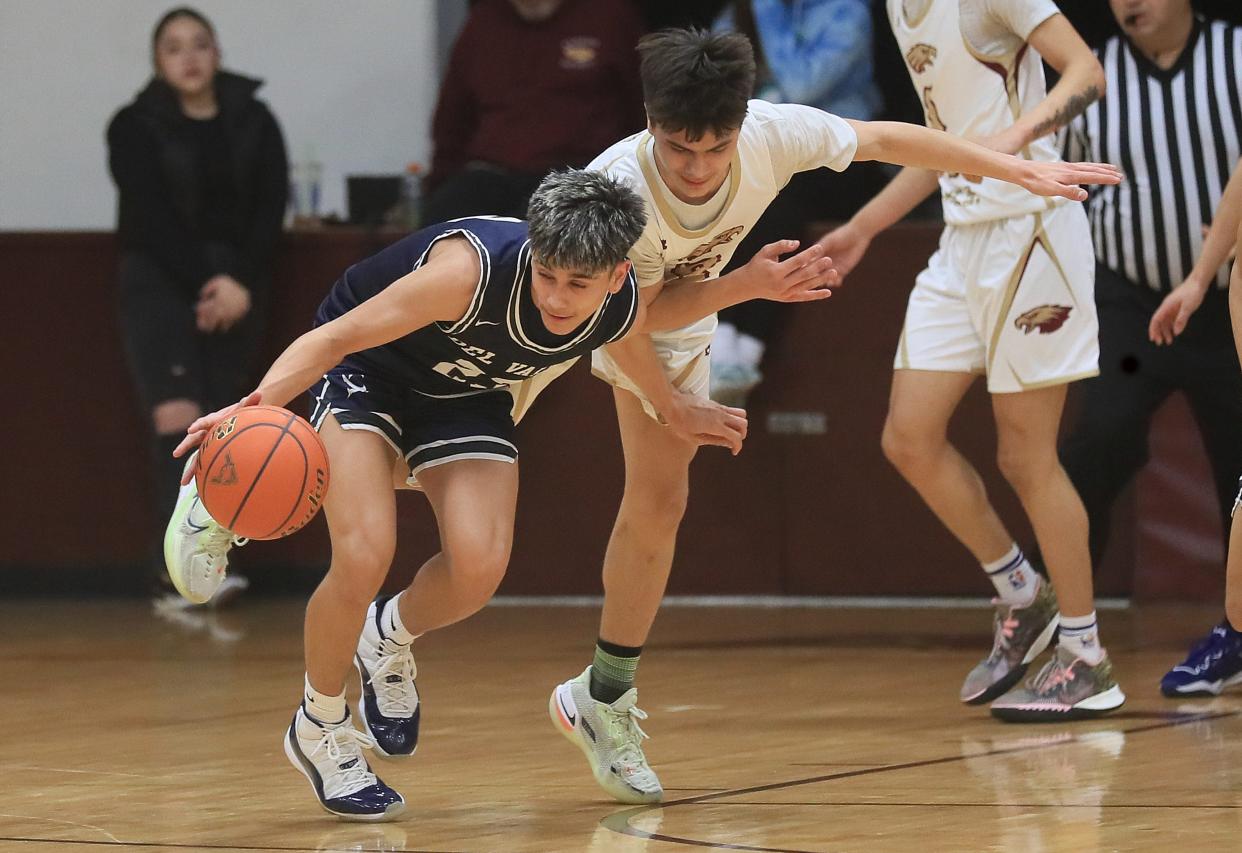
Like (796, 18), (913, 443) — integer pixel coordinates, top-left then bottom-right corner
(0, 815), (122, 844)
(599, 708), (1242, 852)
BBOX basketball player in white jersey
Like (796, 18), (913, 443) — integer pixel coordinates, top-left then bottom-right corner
(820, 0), (1127, 722)
(549, 27), (1123, 804)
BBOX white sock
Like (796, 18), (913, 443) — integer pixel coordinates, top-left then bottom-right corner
(380, 593), (417, 645)
(982, 544), (1037, 606)
(303, 674), (346, 725)
(1059, 612), (1104, 665)
(712, 322), (739, 366)
(734, 332), (765, 370)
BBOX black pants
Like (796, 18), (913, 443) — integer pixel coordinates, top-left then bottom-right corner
(422, 165), (547, 224)
(1059, 263), (1242, 565)
(118, 246), (266, 578)
(718, 164), (878, 342)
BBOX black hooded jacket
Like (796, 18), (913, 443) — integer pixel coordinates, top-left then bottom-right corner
(107, 70), (288, 296)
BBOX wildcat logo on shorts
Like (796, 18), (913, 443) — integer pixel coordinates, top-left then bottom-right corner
(1015, 305), (1072, 335)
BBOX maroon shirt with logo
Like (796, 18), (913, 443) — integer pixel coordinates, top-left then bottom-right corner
(428, 0), (647, 189)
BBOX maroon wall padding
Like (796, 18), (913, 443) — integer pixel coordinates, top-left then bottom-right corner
(0, 226), (1221, 600)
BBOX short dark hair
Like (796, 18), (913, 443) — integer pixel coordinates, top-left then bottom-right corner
(638, 28), (756, 141)
(526, 170), (647, 274)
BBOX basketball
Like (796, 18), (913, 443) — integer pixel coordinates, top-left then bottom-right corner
(194, 405), (330, 540)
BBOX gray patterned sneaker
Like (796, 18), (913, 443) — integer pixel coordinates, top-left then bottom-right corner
(961, 577), (1060, 705)
(549, 667), (662, 804)
(990, 645), (1126, 722)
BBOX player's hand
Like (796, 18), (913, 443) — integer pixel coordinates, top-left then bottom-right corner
(1149, 278), (1207, 345)
(1014, 160), (1122, 201)
(197, 274), (252, 333)
(663, 393), (748, 455)
(739, 239), (839, 304)
(814, 222), (872, 282)
(173, 390), (263, 477)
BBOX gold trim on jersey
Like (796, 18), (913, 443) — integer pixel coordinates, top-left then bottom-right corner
(986, 213), (1044, 373)
(959, 32), (1026, 125)
(636, 134), (743, 240)
(1003, 366), (1099, 392)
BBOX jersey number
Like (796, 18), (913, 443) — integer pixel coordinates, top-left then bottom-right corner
(432, 359), (485, 382)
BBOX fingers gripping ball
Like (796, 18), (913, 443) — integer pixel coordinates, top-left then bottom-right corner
(194, 406), (330, 540)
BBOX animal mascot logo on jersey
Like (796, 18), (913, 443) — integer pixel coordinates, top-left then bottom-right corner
(906, 44), (938, 74)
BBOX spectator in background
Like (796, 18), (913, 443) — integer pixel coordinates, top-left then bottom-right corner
(107, 5), (288, 606)
(1158, 162), (1242, 697)
(423, 0), (646, 224)
(1056, 0), (1242, 571)
(1052, 0), (1242, 694)
(709, 0), (882, 405)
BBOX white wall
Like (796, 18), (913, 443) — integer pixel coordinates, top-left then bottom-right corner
(0, 0), (439, 229)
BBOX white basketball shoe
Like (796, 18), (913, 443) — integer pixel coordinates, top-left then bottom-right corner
(550, 667), (663, 804)
(163, 457), (246, 605)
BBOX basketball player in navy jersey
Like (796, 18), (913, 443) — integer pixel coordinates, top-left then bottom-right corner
(161, 169), (834, 820)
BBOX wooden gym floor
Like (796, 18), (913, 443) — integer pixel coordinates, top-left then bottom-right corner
(3, 598), (1241, 852)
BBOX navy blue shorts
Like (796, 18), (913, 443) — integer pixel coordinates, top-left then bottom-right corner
(308, 367), (517, 485)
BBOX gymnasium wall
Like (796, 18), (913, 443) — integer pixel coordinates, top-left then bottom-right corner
(0, 226), (1226, 601)
(0, 0), (440, 230)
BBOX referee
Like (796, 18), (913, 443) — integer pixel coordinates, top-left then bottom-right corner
(1059, 0), (1242, 566)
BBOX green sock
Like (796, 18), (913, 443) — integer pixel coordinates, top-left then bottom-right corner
(589, 638), (642, 704)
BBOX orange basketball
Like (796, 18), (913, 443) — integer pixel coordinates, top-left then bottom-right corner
(194, 405), (330, 540)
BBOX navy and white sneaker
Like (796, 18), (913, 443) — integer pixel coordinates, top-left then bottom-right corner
(1161, 622), (1242, 697)
(354, 597), (420, 757)
(283, 705), (405, 821)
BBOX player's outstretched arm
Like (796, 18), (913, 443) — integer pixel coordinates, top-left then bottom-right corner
(1152, 159), (1242, 344)
(606, 306), (748, 454)
(640, 240), (838, 333)
(172, 238), (478, 463)
(847, 120), (1122, 202)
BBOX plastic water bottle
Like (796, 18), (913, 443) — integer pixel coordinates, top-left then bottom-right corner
(400, 162), (423, 230)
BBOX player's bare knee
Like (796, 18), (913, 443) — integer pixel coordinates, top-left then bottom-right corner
(153, 399), (202, 435)
(328, 531), (395, 598)
(881, 418), (933, 474)
(443, 531), (512, 602)
(995, 444), (1053, 495)
(620, 479), (688, 531)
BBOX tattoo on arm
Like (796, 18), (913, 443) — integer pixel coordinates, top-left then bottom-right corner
(1031, 85), (1101, 140)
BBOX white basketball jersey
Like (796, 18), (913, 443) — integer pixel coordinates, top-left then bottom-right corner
(588, 99), (857, 347)
(888, 0), (1064, 225)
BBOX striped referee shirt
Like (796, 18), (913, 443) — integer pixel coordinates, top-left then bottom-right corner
(1063, 17), (1242, 293)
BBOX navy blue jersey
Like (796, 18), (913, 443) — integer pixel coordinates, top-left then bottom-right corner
(314, 217), (639, 397)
